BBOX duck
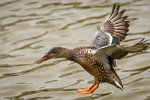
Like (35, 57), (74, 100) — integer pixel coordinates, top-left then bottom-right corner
(35, 4), (149, 94)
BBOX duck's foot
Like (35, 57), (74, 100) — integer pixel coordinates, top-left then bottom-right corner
(77, 80), (96, 92)
(77, 81), (99, 94)
(77, 89), (89, 92)
(77, 89), (93, 94)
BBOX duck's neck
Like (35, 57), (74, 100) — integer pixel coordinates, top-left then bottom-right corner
(58, 48), (71, 59)
(60, 48), (76, 61)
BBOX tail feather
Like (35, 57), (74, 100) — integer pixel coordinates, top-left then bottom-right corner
(114, 79), (124, 90)
(110, 67), (124, 90)
(125, 38), (150, 53)
(96, 38), (150, 60)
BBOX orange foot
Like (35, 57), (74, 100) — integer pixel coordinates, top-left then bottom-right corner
(77, 89), (93, 94)
(77, 89), (90, 92)
(77, 81), (96, 93)
(77, 81), (99, 94)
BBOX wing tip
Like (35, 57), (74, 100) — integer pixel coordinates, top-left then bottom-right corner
(107, 4), (129, 41)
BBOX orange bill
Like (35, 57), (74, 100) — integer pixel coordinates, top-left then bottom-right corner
(35, 54), (50, 64)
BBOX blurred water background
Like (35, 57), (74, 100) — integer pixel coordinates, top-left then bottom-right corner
(0, 0), (150, 100)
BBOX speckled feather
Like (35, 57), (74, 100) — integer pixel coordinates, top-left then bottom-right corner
(68, 45), (123, 89)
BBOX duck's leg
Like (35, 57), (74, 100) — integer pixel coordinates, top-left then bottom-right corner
(78, 84), (99, 94)
(77, 81), (96, 92)
(77, 81), (99, 94)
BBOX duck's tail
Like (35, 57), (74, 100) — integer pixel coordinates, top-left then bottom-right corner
(111, 68), (124, 90)
(113, 78), (124, 90)
(124, 38), (150, 53)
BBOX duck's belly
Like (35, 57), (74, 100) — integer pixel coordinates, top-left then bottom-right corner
(77, 58), (112, 84)
(78, 60), (99, 78)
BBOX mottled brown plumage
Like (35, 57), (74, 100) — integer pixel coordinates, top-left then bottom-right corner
(69, 46), (122, 89)
(35, 39), (149, 94)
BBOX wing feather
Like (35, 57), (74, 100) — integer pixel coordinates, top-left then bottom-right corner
(91, 4), (129, 47)
(102, 4), (129, 41)
(95, 45), (128, 62)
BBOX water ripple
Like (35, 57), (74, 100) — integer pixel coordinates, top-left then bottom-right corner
(0, 63), (30, 68)
(12, 31), (48, 45)
(59, 70), (84, 78)
(10, 40), (42, 52)
(0, 54), (22, 59)
(6, 79), (82, 100)
(125, 77), (150, 85)
(1, 17), (43, 31)
(0, 59), (67, 79)
(0, 0), (150, 99)
(0, 0), (19, 8)
(75, 92), (111, 100)
(122, 65), (150, 79)
(60, 14), (108, 30)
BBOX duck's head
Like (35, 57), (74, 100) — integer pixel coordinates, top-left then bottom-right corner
(35, 47), (69, 64)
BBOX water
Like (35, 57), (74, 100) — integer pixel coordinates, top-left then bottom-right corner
(0, 0), (150, 100)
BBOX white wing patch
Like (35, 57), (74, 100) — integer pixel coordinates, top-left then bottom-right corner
(106, 32), (113, 45)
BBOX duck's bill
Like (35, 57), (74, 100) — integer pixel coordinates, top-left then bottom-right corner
(35, 54), (50, 64)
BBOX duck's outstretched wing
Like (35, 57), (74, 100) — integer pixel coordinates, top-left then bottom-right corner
(91, 4), (129, 47)
(94, 39), (149, 69)
(102, 4), (129, 42)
